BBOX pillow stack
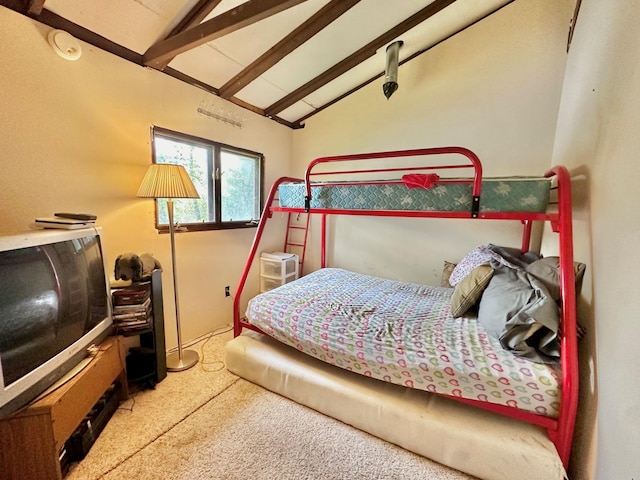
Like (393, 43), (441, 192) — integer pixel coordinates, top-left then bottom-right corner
(445, 244), (586, 364)
(447, 245), (507, 318)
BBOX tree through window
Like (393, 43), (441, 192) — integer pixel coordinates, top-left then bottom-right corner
(151, 126), (263, 232)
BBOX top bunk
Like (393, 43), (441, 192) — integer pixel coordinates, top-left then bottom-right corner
(268, 147), (568, 226)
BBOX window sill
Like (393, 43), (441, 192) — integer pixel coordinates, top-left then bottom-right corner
(156, 222), (258, 234)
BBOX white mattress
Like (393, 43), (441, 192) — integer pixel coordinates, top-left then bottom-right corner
(225, 331), (566, 480)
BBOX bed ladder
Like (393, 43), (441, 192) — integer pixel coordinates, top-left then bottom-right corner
(283, 212), (309, 275)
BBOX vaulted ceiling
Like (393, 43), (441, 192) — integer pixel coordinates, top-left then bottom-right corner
(3, 0), (515, 129)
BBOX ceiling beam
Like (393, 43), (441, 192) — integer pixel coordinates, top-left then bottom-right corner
(27, 0), (45, 15)
(143, 0), (309, 70)
(0, 0), (43, 14)
(36, 8), (143, 64)
(566, 0), (582, 52)
(150, 0), (224, 67)
(293, 0), (515, 127)
(264, 0), (459, 117)
(165, 0), (224, 38)
(218, 0), (360, 99)
(17, 6), (299, 129)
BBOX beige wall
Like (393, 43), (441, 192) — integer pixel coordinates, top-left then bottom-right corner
(4, 0), (635, 476)
(551, 1), (640, 478)
(0, 6), (292, 349)
(292, 0), (574, 285)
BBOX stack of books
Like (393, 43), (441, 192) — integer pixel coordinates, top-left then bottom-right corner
(35, 213), (97, 230)
(111, 283), (152, 332)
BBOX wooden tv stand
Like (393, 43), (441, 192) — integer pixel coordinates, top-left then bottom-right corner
(0, 336), (126, 480)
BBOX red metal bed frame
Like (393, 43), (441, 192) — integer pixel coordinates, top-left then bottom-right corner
(232, 146), (577, 468)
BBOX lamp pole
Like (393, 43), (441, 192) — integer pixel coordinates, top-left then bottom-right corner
(165, 198), (198, 371)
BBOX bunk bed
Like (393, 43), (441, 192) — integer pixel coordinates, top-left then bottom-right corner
(227, 147), (578, 480)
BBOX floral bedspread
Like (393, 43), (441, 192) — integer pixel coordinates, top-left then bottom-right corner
(246, 268), (560, 418)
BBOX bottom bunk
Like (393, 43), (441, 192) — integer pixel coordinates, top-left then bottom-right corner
(225, 330), (566, 480)
(244, 265), (564, 418)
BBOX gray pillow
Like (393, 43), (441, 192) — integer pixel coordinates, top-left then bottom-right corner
(525, 256), (586, 301)
(477, 261), (560, 363)
(488, 244), (541, 269)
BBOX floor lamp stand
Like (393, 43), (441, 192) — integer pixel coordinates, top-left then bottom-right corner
(165, 199), (199, 372)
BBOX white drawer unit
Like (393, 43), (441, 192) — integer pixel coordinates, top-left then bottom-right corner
(260, 252), (299, 292)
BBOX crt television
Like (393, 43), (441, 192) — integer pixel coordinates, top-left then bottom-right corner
(0, 226), (113, 420)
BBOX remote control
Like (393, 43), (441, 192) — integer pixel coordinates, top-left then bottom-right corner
(54, 213), (97, 221)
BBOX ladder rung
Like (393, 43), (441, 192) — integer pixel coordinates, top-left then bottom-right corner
(285, 211), (309, 276)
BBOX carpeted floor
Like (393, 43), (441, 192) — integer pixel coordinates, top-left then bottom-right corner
(66, 329), (476, 480)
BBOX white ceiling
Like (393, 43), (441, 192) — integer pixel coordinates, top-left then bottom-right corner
(11, 0), (513, 127)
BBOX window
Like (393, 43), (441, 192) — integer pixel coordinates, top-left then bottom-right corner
(151, 126), (264, 232)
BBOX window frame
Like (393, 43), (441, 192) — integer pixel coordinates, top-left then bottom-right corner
(150, 126), (264, 233)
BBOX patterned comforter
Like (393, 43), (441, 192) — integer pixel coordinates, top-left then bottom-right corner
(246, 268), (561, 418)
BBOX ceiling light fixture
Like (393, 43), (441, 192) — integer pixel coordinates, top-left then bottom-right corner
(383, 40), (403, 100)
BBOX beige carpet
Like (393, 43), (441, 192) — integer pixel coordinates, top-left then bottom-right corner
(67, 330), (476, 480)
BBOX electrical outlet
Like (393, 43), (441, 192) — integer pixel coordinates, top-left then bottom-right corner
(225, 286), (230, 297)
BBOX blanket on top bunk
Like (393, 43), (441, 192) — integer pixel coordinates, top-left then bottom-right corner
(278, 177), (551, 212)
(245, 267), (562, 418)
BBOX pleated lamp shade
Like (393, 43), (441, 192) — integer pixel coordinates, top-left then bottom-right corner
(137, 164), (200, 199)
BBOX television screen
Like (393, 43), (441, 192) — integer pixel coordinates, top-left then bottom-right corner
(0, 230), (111, 417)
(0, 232), (110, 404)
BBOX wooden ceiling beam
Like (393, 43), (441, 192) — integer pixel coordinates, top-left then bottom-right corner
(166, 0), (224, 38)
(292, 0), (515, 127)
(0, 0), (43, 15)
(151, 0), (224, 67)
(27, 0), (45, 15)
(264, 0), (459, 116)
(218, 0), (360, 99)
(143, 0), (308, 71)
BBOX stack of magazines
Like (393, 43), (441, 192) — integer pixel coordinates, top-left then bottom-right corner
(35, 213), (97, 229)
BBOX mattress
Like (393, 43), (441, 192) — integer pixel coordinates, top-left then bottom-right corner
(226, 331), (566, 480)
(278, 177), (551, 212)
(245, 268), (561, 418)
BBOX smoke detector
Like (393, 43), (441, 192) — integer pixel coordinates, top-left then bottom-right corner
(47, 29), (82, 61)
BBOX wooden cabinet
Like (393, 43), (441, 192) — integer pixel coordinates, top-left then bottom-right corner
(0, 337), (126, 480)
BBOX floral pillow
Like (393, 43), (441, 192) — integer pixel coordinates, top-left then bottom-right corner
(448, 246), (497, 286)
